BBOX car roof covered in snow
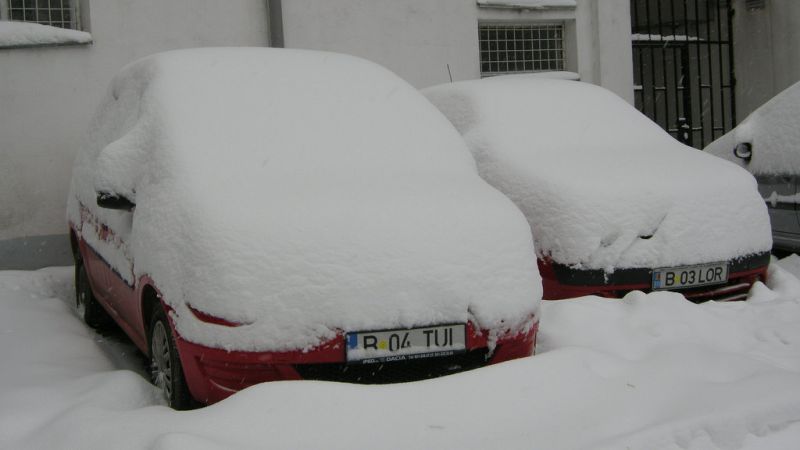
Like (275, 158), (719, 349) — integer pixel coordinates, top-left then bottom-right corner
(67, 48), (541, 352)
(705, 80), (800, 175)
(423, 77), (771, 271)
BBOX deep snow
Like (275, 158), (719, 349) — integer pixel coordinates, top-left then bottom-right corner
(423, 78), (772, 271)
(67, 48), (542, 352)
(2, 260), (800, 449)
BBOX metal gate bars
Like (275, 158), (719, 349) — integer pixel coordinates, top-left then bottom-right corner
(632, 0), (736, 149)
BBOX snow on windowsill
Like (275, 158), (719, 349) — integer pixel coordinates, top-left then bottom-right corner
(0, 21), (92, 49)
(632, 33), (701, 42)
(477, 0), (576, 10)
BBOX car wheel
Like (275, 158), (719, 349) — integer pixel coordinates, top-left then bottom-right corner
(149, 306), (194, 410)
(75, 263), (112, 329)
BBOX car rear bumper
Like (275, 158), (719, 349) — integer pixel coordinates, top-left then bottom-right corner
(539, 251), (770, 301)
(174, 319), (538, 405)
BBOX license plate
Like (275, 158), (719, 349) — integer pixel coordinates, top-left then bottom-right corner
(345, 324), (466, 364)
(652, 262), (728, 290)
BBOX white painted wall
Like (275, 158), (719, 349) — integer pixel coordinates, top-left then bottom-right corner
(733, 0), (800, 119)
(1, 0), (640, 268)
(281, 0), (584, 88)
(575, 0), (634, 104)
(281, 0), (482, 88)
(0, 1), (268, 264)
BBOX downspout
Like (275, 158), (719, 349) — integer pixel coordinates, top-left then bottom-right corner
(268, 0), (284, 48)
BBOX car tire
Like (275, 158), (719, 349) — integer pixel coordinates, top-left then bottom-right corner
(75, 263), (113, 329)
(149, 306), (195, 410)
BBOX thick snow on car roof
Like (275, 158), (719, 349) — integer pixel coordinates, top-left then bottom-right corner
(705, 81), (800, 175)
(67, 48), (541, 352)
(423, 78), (771, 271)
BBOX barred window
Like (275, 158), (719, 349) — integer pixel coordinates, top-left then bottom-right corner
(2, 0), (79, 29)
(479, 23), (565, 76)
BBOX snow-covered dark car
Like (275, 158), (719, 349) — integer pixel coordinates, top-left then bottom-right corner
(424, 77), (771, 301)
(67, 48), (542, 408)
(706, 81), (800, 252)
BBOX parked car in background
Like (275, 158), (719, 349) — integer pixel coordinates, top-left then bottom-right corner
(705, 81), (800, 252)
(424, 77), (772, 301)
(67, 48), (542, 409)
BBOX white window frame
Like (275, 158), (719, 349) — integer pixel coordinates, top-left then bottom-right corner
(479, 22), (567, 77)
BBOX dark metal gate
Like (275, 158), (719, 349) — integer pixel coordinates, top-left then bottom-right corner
(631, 0), (736, 149)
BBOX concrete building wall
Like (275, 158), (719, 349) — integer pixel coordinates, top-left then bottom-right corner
(0, 0), (269, 268)
(1, 0), (641, 269)
(576, 0), (634, 104)
(281, 0), (482, 88)
(733, 0), (800, 118)
(280, 0), (585, 88)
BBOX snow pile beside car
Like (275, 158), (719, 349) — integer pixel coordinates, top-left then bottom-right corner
(423, 78), (772, 271)
(705, 81), (800, 175)
(3, 265), (800, 449)
(66, 48), (541, 352)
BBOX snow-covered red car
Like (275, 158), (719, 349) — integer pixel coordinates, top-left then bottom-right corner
(423, 76), (771, 301)
(706, 81), (800, 252)
(67, 48), (542, 409)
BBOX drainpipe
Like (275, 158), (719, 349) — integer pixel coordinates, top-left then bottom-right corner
(268, 0), (284, 48)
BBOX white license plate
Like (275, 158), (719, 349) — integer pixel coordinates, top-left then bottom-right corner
(652, 262), (728, 290)
(345, 324), (466, 364)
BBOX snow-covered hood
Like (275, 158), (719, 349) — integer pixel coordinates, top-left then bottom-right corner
(423, 78), (772, 271)
(705, 80), (800, 175)
(67, 48), (541, 352)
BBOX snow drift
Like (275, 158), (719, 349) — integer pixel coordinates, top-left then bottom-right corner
(66, 48), (541, 352)
(423, 78), (772, 271)
(3, 262), (800, 449)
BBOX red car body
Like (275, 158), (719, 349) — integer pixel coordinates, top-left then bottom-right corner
(71, 223), (538, 405)
(67, 49), (545, 409)
(538, 253), (770, 301)
(422, 78), (773, 303)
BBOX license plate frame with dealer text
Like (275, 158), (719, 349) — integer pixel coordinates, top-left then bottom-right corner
(345, 324), (467, 365)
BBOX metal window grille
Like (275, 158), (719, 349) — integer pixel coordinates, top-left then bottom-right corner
(479, 23), (565, 76)
(631, 0), (735, 149)
(6, 0), (77, 29)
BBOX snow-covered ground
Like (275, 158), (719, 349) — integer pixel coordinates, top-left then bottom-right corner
(2, 260), (800, 449)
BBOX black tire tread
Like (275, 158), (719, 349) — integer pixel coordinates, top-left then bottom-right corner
(75, 263), (113, 329)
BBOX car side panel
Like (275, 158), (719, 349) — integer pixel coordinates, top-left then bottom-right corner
(77, 236), (148, 353)
(757, 174), (799, 236)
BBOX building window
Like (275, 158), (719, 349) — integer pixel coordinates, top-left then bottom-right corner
(1, 0), (79, 29)
(479, 23), (565, 76)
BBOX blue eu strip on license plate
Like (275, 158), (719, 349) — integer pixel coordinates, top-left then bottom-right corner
(345, 324), (467, 364)
(652, 262), (729, 290)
